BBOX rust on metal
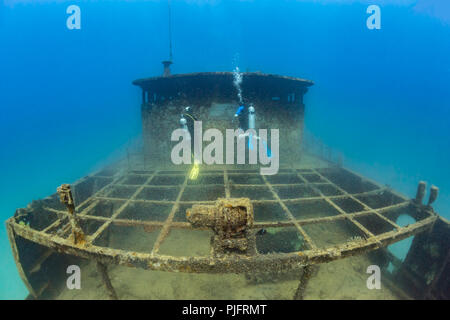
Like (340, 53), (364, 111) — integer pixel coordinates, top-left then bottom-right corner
(56, 184), (85, 245)
(5, 68), (448, 299)
(294, 265), (317, 300)
(96, 261), (118, 300)
(132, 71), (314, 88)
(5, 165), (441, 299)
(187, 198), (254, 254)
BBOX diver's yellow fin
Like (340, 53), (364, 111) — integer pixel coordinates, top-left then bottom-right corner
(189, 162), (200, 180)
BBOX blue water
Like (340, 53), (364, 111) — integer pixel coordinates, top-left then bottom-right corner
(0, 0), (449, 299)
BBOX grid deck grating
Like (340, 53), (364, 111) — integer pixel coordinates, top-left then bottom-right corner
(8, 165), (437, 278)
(42, 167), (424, 253)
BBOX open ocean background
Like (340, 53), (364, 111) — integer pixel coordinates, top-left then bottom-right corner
(0, 0), (449, 299)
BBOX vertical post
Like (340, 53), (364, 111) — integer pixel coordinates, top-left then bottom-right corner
(414, 181), (427, 204)
(293, 265), (316, 300)
(162, 60), (173, 77)
(96, 262), (118, 300)
(57, 184), (85, 245)
(427, 185), (439, 208)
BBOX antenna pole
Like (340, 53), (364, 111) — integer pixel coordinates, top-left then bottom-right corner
(162, 0), (173, 77)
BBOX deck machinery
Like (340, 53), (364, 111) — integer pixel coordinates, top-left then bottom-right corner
(5, 69), (449, 300)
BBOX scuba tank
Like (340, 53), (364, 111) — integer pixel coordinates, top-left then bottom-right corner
(248, 105), (255, 130)
(182, 106), (197, 134)
(179, 114), (191, 142)
(180, 114), (188, 131)
(247, 105), (256, 151)
(181, 107), (197, 160)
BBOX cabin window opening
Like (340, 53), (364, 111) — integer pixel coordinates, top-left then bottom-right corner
(287, 93), (295, 103)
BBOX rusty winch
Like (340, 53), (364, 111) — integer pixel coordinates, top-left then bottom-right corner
(186, 198), (255, 255)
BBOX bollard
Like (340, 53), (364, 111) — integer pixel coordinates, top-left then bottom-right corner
(414, 181), (427, 204)
(427, 185), (439, 207)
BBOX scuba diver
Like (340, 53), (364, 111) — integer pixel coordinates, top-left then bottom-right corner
(180, 106), (200, 180)
(234, 104), (252, 132)
(234, 103), (256, 145)
(180, 106), (197, 142)
(233, 104), (271, 157)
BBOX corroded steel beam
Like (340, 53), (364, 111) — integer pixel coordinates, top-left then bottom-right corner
(152, 175), (189, 254)
(5, 165), (441, 301)
(7, 210), (436, 275)
(45, 201), (411, 232)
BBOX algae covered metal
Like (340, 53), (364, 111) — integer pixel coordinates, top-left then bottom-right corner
(5, 165), (446, 299)
(5, 71), (450, 300)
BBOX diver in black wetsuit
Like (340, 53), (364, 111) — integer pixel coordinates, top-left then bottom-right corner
(233, 104), (265, 154)
(234, 104), (256, 135)
(234, 104), (249, 131)
(180, 106), (200, 179)
(180, 106), (198, 154)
